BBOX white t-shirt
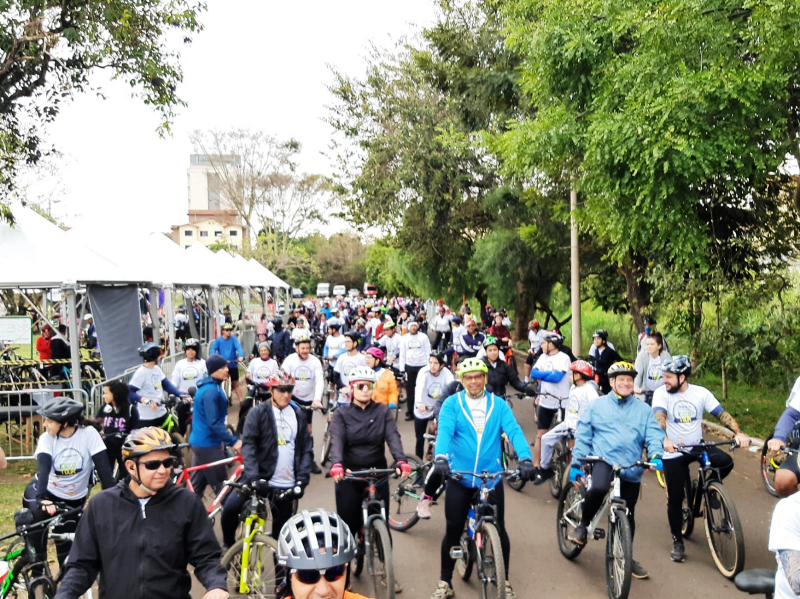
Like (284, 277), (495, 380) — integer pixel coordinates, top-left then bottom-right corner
(129, 365), (168, 420)
(414, 367), (454, 419)
(785, 376), (800, 411)
(533, 351), (571, 409)
(35, 427), (107, 500)
(170, 358), (207, 393)
(528, 329), (542, 353)
(644, 355), (664, 391)
(399, 332), (431, 369)
(324, 334), (347, 360)
(281, 353), (324, 405)
(769, 491), (800, 599)
(465, 395), (488, 444)
(565, 382), (600, 430)
(378, 334), (400, 363)
(291, 327), (310, 342)
(334, 352), (367, 387)
(652, 384), (722, 458)
(270, 405), (298, 489)
(451, 325), (467, 351)
(247, 357), (279, 384)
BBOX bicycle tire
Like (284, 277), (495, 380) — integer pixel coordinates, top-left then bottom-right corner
(681, 476), (695, 538)
(368, 519), (395, 599)
(170, 432), (190, 469)
(479, 521), (506, 599)
(220, 534), (279, 598)
(556, 482), (585, 560)
(33, 583), (49, 599)
(388, 458), (422, 532)
(320, 416), (332, 466)
(549, 440), (566, 499)
(456, 533), (475, 580)
(503, 437), (525, 492)
(761, 435), (780, 497)
(704, 481), (745, 579)
(605, 508), (633, 599)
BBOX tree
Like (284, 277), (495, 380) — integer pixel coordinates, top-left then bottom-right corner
(1, 0), (205, 221)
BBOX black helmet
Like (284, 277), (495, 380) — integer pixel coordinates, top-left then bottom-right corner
(592, 329), (609, 342)
(138, 342), (161, 362)
(184, 338), (201, 353)
(38, 398), (84, 423)
(643, 316), (657, 326)
(327, 322), (341, 331)
(344, 331), (361, 342)
(660, 355), (692, 377)
(542, 332), (563, 348)
(429, 352), (447, 365)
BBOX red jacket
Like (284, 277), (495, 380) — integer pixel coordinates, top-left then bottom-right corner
(36, 336), (52, 361)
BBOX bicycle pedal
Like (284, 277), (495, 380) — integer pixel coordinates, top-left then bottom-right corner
(449, 547), (464, 559)
(593, 529), (605, 540)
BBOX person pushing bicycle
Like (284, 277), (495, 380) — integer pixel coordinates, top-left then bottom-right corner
(652, 355), (750, 563)
(429, 357), (535, 599)
(55, 427), (228, 599)
(568, 361), (664, 580)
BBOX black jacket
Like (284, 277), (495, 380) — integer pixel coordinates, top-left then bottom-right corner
(272, 330), (293, 361)
(485, 358), (529, 399)
(329, 401), (406, 470)
(594, 346), (623, 394)
(55, 480), (226, 599)
(241, 400), (314, 487)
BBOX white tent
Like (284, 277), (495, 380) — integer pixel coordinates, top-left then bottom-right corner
(247, 258), (290, 289)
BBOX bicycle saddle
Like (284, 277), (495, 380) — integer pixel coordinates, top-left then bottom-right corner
(734, 569), (775, 594)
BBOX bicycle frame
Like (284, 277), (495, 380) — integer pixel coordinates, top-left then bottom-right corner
(174, 453), (243, 517)
(345, 469), (395, 577)
(677, 441), (735, 522)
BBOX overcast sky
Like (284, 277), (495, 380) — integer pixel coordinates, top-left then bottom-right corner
(30, 1), (437, 235)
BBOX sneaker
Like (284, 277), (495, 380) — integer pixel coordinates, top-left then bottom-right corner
(311, 462), (322, 475)
(505, 581), (517, 598)
(670, 537), (686, 563)
(405, 414), (415, 421)
(533, 468), (554, 486)
(567, 524), (587, 546)
(430, 581), (455, 599)
(417, 495), (433, 519)
(394, 579), (403, 594)
(631, 560), (649, 579)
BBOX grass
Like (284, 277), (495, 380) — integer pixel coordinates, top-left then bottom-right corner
(0, 461), (36, 536)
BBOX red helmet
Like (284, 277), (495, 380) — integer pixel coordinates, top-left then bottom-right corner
(268, 370), (296, 388)
(569, 360), (594, 379)
(530, 320), (539, 328)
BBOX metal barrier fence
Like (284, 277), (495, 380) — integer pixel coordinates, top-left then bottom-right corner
(0, 388), (89, 460)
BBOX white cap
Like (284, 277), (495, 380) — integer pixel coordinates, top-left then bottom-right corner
(84, 313), (93, 320)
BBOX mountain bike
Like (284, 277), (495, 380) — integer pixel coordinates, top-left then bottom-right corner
(161, 394), (192, 466)
(504, 392), (562, 492)
(174, 453), (244, 521)
(387, 433), (441, 532)
(734, 569), (775, 599)
(344, 468), (397, 599)
(760, 435), (782, 497)
(557, 457), (657, 599)
(449, 469), (519, 599)
(547, 430), (574, 499)
(674, 440), (746, 579)
(220, 481), (299, 598)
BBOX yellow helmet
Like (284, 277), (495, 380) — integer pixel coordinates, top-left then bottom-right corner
(608, 361), (638, 378)
(122, 427), (175, 460)
(457, 357), (489, 377)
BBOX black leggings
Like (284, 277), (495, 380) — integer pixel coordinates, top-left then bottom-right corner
(414, 417), (432, 460)
(190, 445), (228, 497)
(405, 366), (423, 418)
(433, 331), (452, 352)
(663, 447), (733, 538)
(440, 480), (509, 584)
(23, 482), (85, 567)
(221, 485), (296, 547)
(335, 477), (392, 544)
(580, 462), (641, 540)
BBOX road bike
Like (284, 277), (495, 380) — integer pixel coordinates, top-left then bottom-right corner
(220, 480), (299, 598)
(450, 469), (519, 599)
(557, 457), (657, 599)
(734, 569), (775, 599)
(344, 468), (397, 599)
(674, 440), (746, 579)
(174, 453), (244, 521)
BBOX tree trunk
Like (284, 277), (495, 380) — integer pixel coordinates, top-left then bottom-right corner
(513, 277), (533, 342)
(618, 254), (650, 332)
(475, 284), (489, 323)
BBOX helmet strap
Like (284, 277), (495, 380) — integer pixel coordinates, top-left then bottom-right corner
(130, 462), (158, 496)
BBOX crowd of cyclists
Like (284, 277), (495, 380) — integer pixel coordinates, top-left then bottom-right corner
(13, 293), (800, 599)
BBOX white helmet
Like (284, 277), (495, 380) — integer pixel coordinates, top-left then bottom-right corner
(83, 313), (93, 320)
(348, 366), (377, 384)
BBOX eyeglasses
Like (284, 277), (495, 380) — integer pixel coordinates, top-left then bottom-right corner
(139, 457), (176, 470)
(462, 373), (485, 382)
(273, 386), (294, 394)
(292, 564), (347, 585)
(352, 382), (374, 392)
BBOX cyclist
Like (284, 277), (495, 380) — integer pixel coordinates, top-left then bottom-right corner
(329, 366), (411, 593)
(413, 353), (454, 461)
(188, 354), (242, 497)
(429, 358), (534, 599)
(209, 322), (246, 404)
(482, 336), (534, 399)
(768, 488), (800, 599)
(250, 331), (269, 359)
(25, 398), (115, 569)
(766, 374), (800, 497)
(220, 370), (313, 549)
(458, 318), (485, 359)
(431, 305), (452, 352)
(398, 320), (432, 421)
(487, 313), (512, 353)
(272, 319), (294, 363)
(450, 316), (466, 353)
(523, 320), (543, 384)
(55, 427), (229, 599)
(334, 331), (367, 391)
(633, 332), (671, 405)
(323, 322), (347, 367)
(534, 360), (598, 485)
(276, 508), (370, 599)
(377, 321), (400, 370)
(652, 355), (750, 563)
(529, 332), (572, 470)
(590, 329), (622, 394)
(128, 341), (184, 428)
(171, 337), (207, 434)
(97, 380), (134, 477)
(568, 361), (664, 580)
(246, 341), (280, 385)
(364, 346), (399, 408)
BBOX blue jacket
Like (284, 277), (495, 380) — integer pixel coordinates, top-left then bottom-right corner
(209, 336), (244, 365)
(189, 376), (238, 448)
(271, 330), (294, 361)
(435, 390), (532, 489)
(572, 392), (664, 483)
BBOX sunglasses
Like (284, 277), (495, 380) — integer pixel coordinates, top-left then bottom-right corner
(292, 564), (347, 585)
(139, 457), (176, 470)
(273, 386), (294, 394)
(352, 382), (374, 392)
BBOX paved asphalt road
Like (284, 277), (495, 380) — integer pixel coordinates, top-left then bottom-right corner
(192, 387), (779, 599)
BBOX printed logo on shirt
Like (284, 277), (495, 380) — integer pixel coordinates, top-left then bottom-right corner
(429, 382), (442, 400)
(409, 339), (421, 349)
(471, 408), (487, 434)
(256, 366), (272, 379)
(343, 361), (357, 376)
(647, 366), (662, 382)
(568, 397), (579, 414)
(295, 365), (312, 382)
(183, 366), (200, 381)
(673, 400), (698, 424)
(53, 448), (85, 476)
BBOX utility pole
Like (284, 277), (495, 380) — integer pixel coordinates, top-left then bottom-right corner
(570, 177), (582, 355)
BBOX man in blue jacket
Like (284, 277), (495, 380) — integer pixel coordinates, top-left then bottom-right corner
(568, 361), (664, 580)
(188, 354), (242, 497)
(209, 322), (245, 404)
(428, 357), (535, 599)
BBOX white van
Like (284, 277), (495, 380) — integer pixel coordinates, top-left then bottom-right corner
(292, 288), (304, 299)
(316, 283), (331, 298)
(332, 284), (347, 297)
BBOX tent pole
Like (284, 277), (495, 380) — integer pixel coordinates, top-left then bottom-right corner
(211, 285), (220, 339)
(164, 284), (175, 355)
(147, 288), (160, 345)
(62, 284), (82, 392)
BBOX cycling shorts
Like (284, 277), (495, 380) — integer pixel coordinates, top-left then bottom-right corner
(228, 365), (240, 382)
(537, 406), (559, 430)
(779, 450), (800, 481)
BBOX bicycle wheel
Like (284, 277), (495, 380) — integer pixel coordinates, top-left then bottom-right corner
(478, 521), (506, 599)
(681, 476), (695, 538)
(368, 519), (395, 599)
(388, 458), (422, 532)
(170, 432), (190, 469)
(353, 532), (365, 578)
(319, 415), (333, 466)
(549, 440), (566, 498)
(704, 481), (745, 579)
(503, 436), (525, 492)
(220, 534), (279, 598)
(605, 508), (633, 599)
(456, 532), (475, 580)
(556, 482), (585, 560)
(761, 435), (779, 497)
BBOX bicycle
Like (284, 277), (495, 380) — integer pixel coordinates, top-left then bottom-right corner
(387, 433), (443, 532)
(161, 394), (192, 466)
(760, 434), (783, 497)
(174, 453), (244, 521)
(449, 469), (519, 599)
(220, 480), (299, 598)
(546, 430), (574, 499)
(734, 569), (775, 599)
(673, 440), (746, 579)
(343, 468), (397, 599)
(557, 456), (657, 599)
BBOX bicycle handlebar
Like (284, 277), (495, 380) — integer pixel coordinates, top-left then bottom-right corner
(677, 439), (746, 451)
(224, 479), (301, 498)
(343, 468), (398, 481)
(577, 456), (656, 471)
(449, 469), (519, 482)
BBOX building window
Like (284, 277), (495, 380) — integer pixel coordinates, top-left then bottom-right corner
(184, 230), (193, 237)
(229, 230), (238, 237)
(184, 245), (191, 249)
(200, 231), (209, 238)
(215, 231), (223, 237)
